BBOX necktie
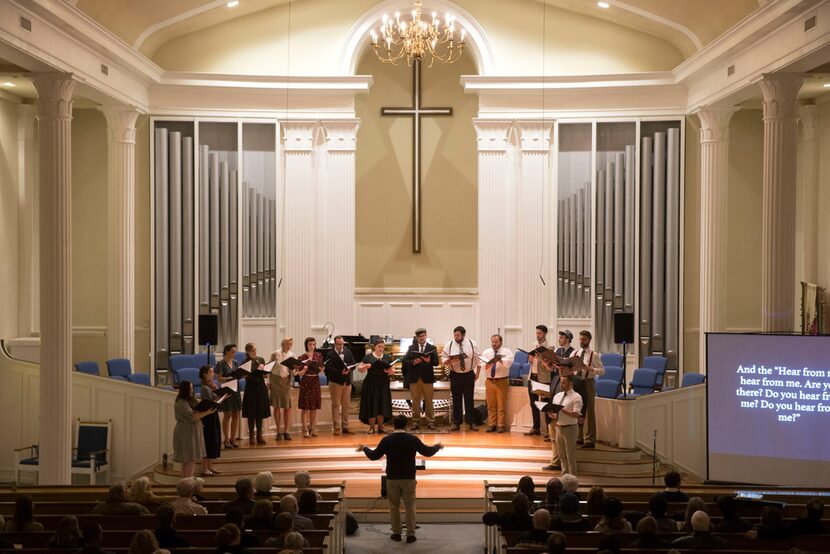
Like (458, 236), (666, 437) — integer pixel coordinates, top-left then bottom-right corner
(458, 341), (465, 371)
(419, 344), (423, 354)
(490, 349), (498, 378)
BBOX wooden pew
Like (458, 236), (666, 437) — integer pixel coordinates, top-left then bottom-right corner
(0, 500), (340, 516)
(0, 529), (330, 548)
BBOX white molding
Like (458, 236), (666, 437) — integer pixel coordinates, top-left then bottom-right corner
(462, 72), (677, 90)
(159, 72), (373, 92)
(133, 0), (229, 51)
(611, 1), (704, 51)
(354, 288), (478, 296)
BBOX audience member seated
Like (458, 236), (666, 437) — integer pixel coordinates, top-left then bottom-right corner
(253, 471), (275, 499)
(153, 504), (189, 549)
(679, 497), (709, 532)
(482, 492), (534, 532)
(713, 495), (751, 533)
(282, 530), (309, 552)
(747, 505), (790, 541)
(224, 508), (260, 548)
(549, 493), (591, 532)
(171, 477), (208, 515)
(298, 489), (318, 515)
(594, 497), (632, 533)
(516, 509), (551, 548)
(671, 511), (727, 550)
(224, 478), (256, 514)
(656, 470), (689, 503)
(279, 495), (313, 531)
(92, 483), (150, 516)
(545, 531), (566, 554)
(585, 486), (607, 516)
(80, 523), (113, 554)
(290, 470), (323, 501)
(560, 474), (581, 500)
(3, 495), (44, 532)
(128, 529), (160, 554)
(215, 523), (251, 554)
(192, 476), (208, 502)
(517, 475), (539, 504)
(129, 476), (173, 508)
(244, 499), (276, 531)
(264, 513), (300, 549)
(0, 516), (11, 549)
(647, 493), (681, 533)
(46, 515), (83, 549)
(791, 498), (828, 535)
(535, 478), (562, 515)
(628, 516), (669, 549)
(597, 535), (621, 554)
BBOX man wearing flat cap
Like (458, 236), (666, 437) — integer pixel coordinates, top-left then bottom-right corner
(402, 328), (439, 430)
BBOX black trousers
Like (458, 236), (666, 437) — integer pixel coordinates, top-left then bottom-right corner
(450, 371), (476, 425)
(248, 418), (263, 436)
(527, 379), (541, 430)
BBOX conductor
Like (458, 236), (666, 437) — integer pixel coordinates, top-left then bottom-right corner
(356, 415), (443, 543)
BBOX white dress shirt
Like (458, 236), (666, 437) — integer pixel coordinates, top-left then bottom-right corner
(528, 339), (549, 376)
(480, 347), (514, 379)
(552, 389), (584, 426)
(441, 338), (479, 373)
(270, 349), (296, 378)
(571, 348), (605, 379)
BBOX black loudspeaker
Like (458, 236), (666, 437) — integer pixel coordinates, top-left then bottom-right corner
(474, 403), (488, 426)
(613, 312), (635, 345)
(198, 314), (219, 346)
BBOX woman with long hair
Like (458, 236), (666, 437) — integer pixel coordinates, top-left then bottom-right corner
(173, 381), (215, 477)
(2, 495), (43, 532)
(358, 338), (394, 434)
(216, 343), (242, 448)
(199, 365), (222, 475)
(297, 337), (323, 438)
(45, 515), (82, 549)
(241, 342), (271, 445)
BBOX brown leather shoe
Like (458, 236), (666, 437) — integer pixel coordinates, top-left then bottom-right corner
(524, 428), (541, 436)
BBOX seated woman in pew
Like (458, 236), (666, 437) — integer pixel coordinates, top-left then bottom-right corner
(128, 476), (174, 508)
(713, 494), (751, 533)
(244, 499), (276, 531)
(128, 529), (160, 554)
(585, 486), (607, 516)
(264, 513), (309, 550)
(593, 497), (632, 533)
(92, 483), (150, 516)
(298, 489), (318, 516)
(215, 523), (251, 554)
(45, 515), (83, 549)
(678, 496), (709, 532)
(253, 471), (275, 499)
(170, 477), (207, 516)
(153, 504), (189, 549)
(283, 531), (308, 553)
(549, 493), (591, 532)
(3, 495), (44, 532)
(627, 516), (669, 549)
(746, 505), (790, 541)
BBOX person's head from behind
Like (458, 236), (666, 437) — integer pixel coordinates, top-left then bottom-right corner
(235, 477), (254, 500)
(636, 516), (658, 538)
(251, 499), (273, 520)
(225, 507), (244, 528)
(130, 476), (152, 498)
(82, 523), (103, 547)
(280, 495), (299, 515)
(176, 478), (195, 499)
(560, 473), (578, 494)
(760, 505), (784, 528)
(274, 512), (294, 535)
(558, 493), (580, 516)
(254, 471), (274, 495)
(664, 470), (682, 490)
(716, 495), (738, 519)
(511, 492), (530, 514)
(298, 489), (317, 515)
(284, 531), (304, 551)
(546, 478), (563, 502)
(517, 475), (535, 498)
(532, 509), (550, 531)
(215, 524), (241, 548)
(684, 497), (707, 525)
(806, 498), (824, 521)
(13, 495), (35, 524)
(108, 482), (129, 502)
(596, 534), (621, 554)
(586, 486), (607, 513)
(155, 504), (176, 529)
(129, 529), (159, 554)
(648, 492), (669, 518)
(393, 415), (408, 430)
(54, 515), (81, 544)
(293, 470), (311, 489)
(602, 497), (624, 522)
(691, 510), (710, 533)
(546, 531), (566, 554)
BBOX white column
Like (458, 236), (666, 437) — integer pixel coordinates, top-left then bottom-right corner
(696, 107), (737, 373)
(32, 73), (75, 485)
(797, 105), (819, 285)
(17, 104), (38, 337)
(759, 74), (804, 332)
(322, 120), (359, 334)
(474, 120), (514, 346)
(101, 108), (140, 364)
(279, 121), (322, 340)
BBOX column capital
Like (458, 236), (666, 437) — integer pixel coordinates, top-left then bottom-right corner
(100, 107), (141, 144)
(280, 120), (323, 152)
(321, 119), (360, 152)
(515, 120), (553, 152)
(798, 104), (819, 142)
(759, 74), (804, 120)
(31, 73), (76, 119)
(473, 119), (514, 152)
(695, 107), (739, 144)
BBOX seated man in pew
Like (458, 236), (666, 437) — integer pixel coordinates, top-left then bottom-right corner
(91, 483), (149, 516)
(224, 508), (259, 548)
(482, 492), (533, 532)
(290, 470), (323, 502)
(671, 511), (727, 549)
(80, 523), (114, 554)
(791, 498), (829, 535)
(279, 495), (312, 531)
(656, 470), (690, 503)
(515, 509), (551, 548)
(549, 493), (591, 532)
(545, 532), (566, 554)
(713, 495), (751, 533)
(647, 493), (684, 533)
(215, 523), (249, 554)
(153, 504), (189, 549)
(223, 478), (256, 515)
(264, 513), (309, 550)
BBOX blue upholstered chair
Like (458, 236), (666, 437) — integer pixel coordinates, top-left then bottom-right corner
(126, 373), (151, 386)
(682, 372), (706, 387)
(234, 351), (247, 365)
(74, 361), (100, 376)
(169, 354), (196, 374)
(176, 368), (202, 394)
(509, 350), (530, 379)
(596, 379), (621, 399)
(642, 355), (669, 388)
(623, 368), (658, 398)
(601, 352), (624, 368)
(106, 358), (132, 379)
(602, 366), (625, 387)
(319, 373), (328, 386)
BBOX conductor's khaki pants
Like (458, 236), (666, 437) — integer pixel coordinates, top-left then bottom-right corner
(387, 478), (417, 537)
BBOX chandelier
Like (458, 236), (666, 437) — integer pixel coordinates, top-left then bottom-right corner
(369, 1), (466, 67)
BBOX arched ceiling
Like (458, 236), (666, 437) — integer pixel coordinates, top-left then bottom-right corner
(75, 0), (766, 63)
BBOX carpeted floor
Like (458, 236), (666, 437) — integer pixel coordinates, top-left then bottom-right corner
(345, 523), (484, 554)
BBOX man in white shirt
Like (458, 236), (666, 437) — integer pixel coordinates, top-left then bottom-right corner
(571, 330), (604, 448)
(551, 375), (583, 475)
(441, 326), (481, 431)
(525, 325), (550, 437)
(480, 334), (514, 433)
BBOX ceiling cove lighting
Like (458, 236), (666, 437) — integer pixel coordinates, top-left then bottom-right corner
(598, 2), (610, 8)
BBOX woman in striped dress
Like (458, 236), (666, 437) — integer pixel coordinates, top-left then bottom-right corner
(173, 381), (215, 478)
(216, 344), (242, 449)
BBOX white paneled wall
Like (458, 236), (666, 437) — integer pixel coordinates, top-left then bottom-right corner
(354, 295), (479, 344)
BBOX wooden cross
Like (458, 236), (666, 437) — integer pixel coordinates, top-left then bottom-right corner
(381, 59), (453, 254)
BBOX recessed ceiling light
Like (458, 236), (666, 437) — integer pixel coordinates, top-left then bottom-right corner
(227, 0), (239, 7)
(2, 82), (16, 87)
(824, 83), (830, 88)
(598, 1), (610, 8)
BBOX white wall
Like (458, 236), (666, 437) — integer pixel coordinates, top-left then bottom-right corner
(0, 95), (20, 341)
